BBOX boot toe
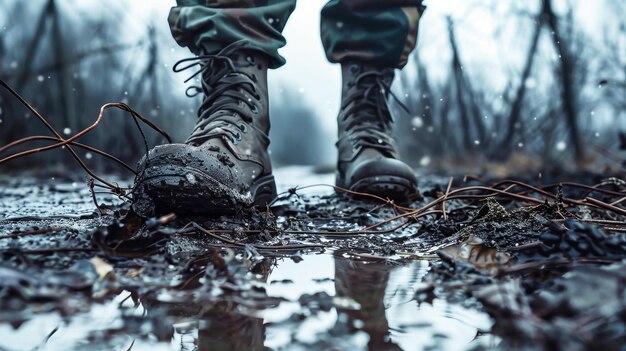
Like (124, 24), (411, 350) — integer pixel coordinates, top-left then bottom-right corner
(345, 157), (417, 200)
(133, 144), (253, 216)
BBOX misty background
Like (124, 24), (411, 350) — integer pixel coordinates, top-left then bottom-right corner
(0, 0), (624, 177)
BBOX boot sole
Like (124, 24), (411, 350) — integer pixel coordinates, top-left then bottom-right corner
(336, 174), (416, 201)
(133, 167), (276, 216)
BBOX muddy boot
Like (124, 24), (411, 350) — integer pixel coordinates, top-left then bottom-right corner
(132, 42), (276, 216)
(335, 63), (417, 201)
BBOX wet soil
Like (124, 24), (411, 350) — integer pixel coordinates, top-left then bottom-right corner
(0, 166), (625, 350)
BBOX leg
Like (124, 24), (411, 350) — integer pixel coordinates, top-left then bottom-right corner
(169, 0), (296, 68)
(132, 0), (296, 216)
(321, 0), (425, 200)
(321, 0), (424, 69)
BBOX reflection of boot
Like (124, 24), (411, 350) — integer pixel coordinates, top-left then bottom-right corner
(198, 302), (267, 351)
(334, 256), (401, 350)
(133, 42), (276, 216)
(336, 63), (417, 200)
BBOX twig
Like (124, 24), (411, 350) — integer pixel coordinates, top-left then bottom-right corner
(585, 197), (626, 216)
(180, 222), (324, 250)
(0, 227), (63, 240)
(442, 177), (454, 220)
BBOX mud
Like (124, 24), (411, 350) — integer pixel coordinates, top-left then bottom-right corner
(1, 167), (625, 350)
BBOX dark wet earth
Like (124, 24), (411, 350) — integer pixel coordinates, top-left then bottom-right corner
(1, 166), (626, 351)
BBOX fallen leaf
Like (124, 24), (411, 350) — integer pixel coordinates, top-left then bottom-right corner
(90, 256), (113, 281)
(438, 235), (512, 270)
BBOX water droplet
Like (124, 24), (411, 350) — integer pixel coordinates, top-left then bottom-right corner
(411, 116), (424, 128)
(427, 126), (435, 133)
(336, 21), (344, 28)
(594, 132), (600, 137)
(298, 87), (305, 94)
(185, 173), (197, 184)
(63, 128), (71, 135)
(419, 156), (431, 167)
(556, 141), (566, 151)
(474, 140), (480, 145)
(268, 17), (274, 24)
(10, 61), (18, 69)
(37, 75), (44, 82)
(85, 152), (93, 160)
(518, 142), (524, 148)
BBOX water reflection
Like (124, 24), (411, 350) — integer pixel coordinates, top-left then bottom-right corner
(332, 254), (401, 350)
(0, 252), (490, 350)
(183, 252), (490, 350)
(197, 302), (266, 351)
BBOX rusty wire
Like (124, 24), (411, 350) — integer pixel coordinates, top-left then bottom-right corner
(0, 79), (171, 194)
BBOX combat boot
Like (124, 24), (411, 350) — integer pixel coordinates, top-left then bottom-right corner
(336, 63), (417, 201)
(132, 42), (276, 216)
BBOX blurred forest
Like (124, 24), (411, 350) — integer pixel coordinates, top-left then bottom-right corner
(0, 0), (624, 176)
(395, 0), (626, 172)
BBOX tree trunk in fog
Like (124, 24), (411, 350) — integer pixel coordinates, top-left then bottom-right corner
(498, 12), (543, 158)
(439, 81), (455, 155)
(15, 0), (52, 93)
(447, 18), (473, 152)
(542, 0), (584, 161)
(50, 0), (78, 134)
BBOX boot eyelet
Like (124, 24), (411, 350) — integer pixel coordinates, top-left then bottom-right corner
(349, 64), (359, 73)
(250, 105), (259, 114)
(239, 124), (248, 133)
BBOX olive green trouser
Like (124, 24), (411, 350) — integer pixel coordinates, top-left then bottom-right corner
(169, 0), (425, 69)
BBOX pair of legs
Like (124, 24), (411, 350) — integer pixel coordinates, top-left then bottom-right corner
(132, 0), (425, 216)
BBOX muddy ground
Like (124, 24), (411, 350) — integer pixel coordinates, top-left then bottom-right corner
(1, 166), (626, 351)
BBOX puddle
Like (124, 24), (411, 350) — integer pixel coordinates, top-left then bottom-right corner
(0, 252), (492, 351)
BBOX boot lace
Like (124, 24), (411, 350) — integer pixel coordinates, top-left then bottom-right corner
(340, 68), (409, 156)
(173, 41), (263, 146)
